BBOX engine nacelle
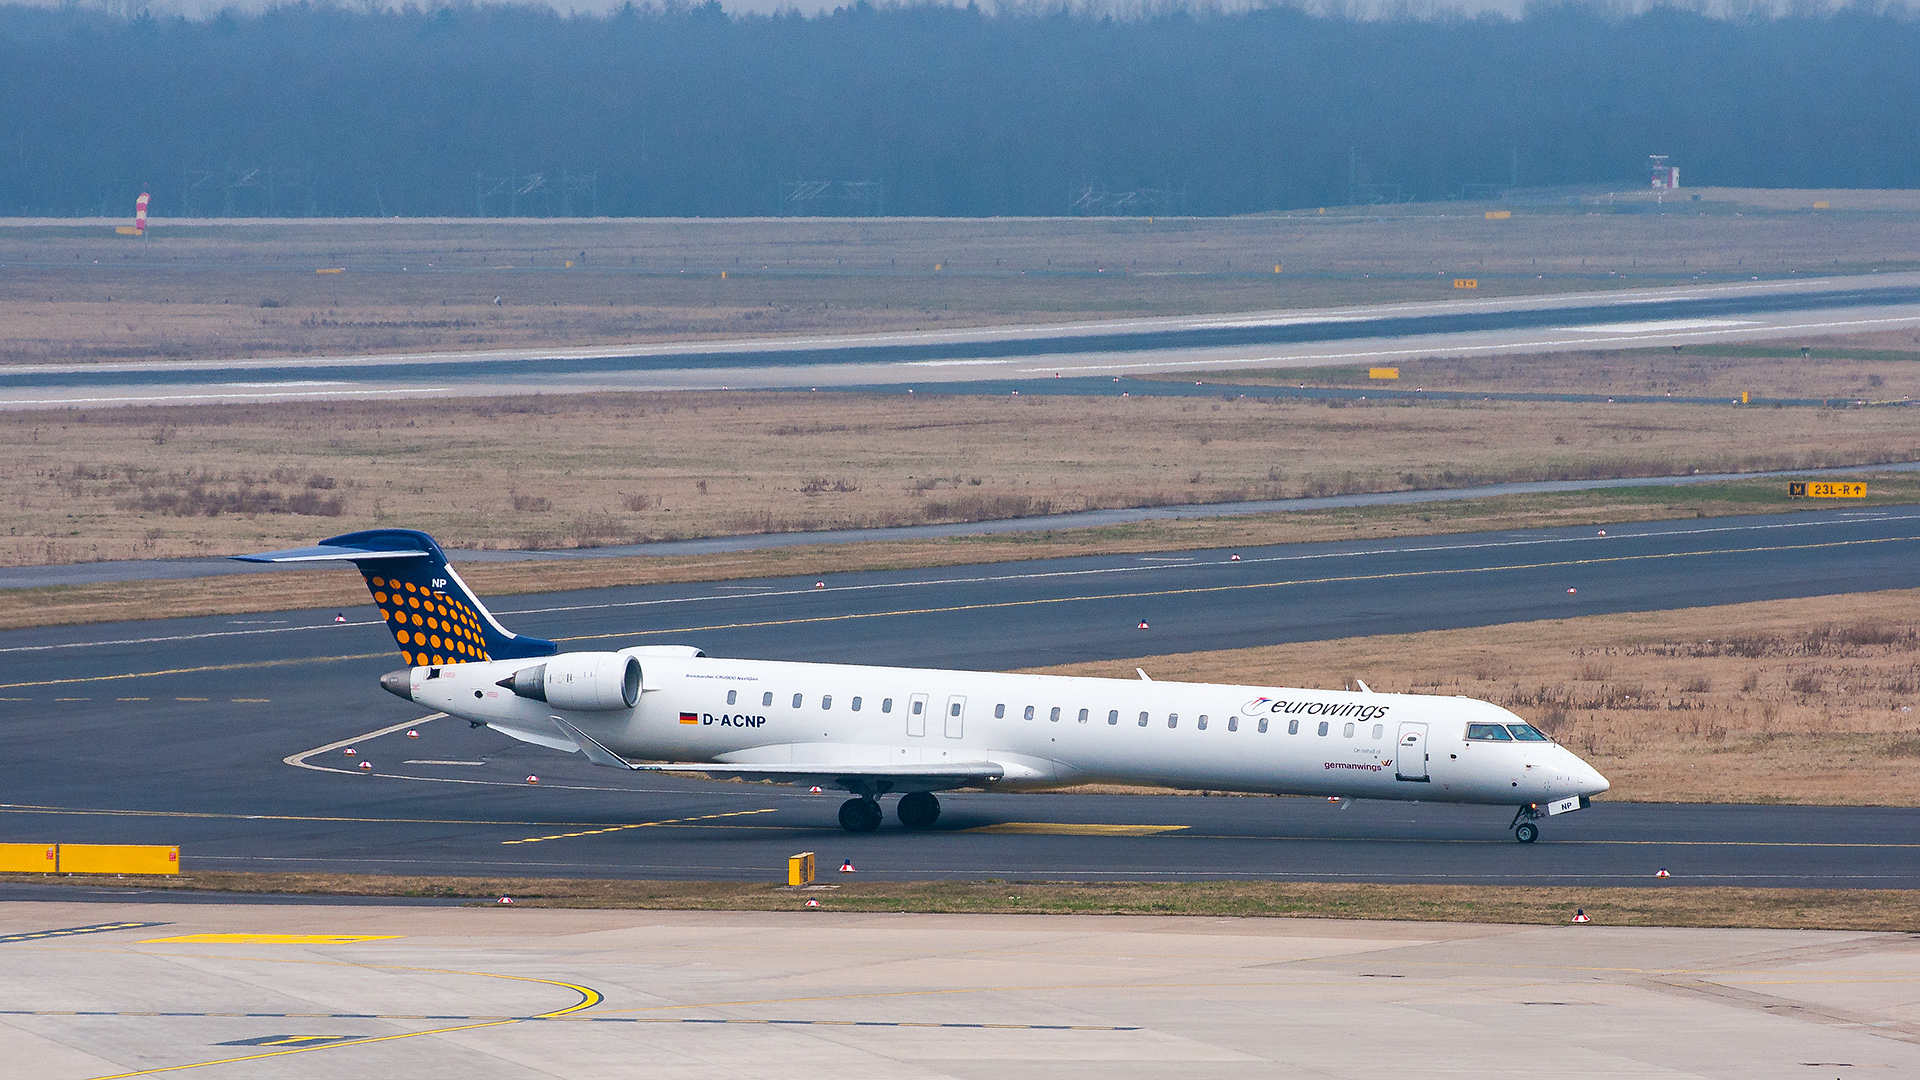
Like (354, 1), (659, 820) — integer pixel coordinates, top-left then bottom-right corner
(498, 652), (640, 711)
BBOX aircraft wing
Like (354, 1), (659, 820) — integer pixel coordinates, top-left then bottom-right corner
(548, 717), (1003, 788)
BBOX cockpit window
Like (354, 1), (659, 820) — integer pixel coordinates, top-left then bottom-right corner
(1466, 723), (1514, 741)
(1506, 723), (1550, 741)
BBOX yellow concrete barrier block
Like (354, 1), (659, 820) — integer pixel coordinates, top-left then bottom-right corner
(1368, 367), (1400, 380)
(0, 844), (58, 873)
(58, 844), (180, 875)
(1485, 210), (1511, 219)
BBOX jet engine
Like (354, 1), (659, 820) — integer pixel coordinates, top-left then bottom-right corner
(498, 652), (641, 711)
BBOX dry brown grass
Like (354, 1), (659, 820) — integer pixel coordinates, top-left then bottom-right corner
(1034, 588), (1920, 806)
(6, 871), (1919, 929)
(4, 204), (1918, 365)
(5, 476), (1918, 631)
(6, 389), (1918, 566)
(1197, 328), (1920, 400)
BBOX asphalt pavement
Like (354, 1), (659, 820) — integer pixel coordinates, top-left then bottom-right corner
(5, 506), (1920, 889)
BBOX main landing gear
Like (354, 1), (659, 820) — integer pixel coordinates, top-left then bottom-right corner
(1510, 804), (1541, 843)
(837, 792), (942, 832)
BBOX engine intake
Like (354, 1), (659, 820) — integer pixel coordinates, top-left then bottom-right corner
(498, 653), (640, 711)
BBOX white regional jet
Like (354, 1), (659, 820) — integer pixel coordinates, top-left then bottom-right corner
(240, 529), (1610, 841)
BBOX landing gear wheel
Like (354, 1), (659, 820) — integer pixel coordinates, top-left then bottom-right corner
(838, 797), (882, 832)
(896, 792), (941, 830)
(1515, 822), (1540, 844)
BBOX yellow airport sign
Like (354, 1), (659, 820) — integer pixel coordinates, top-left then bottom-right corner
(1814, 200), (1830, 209)
(1368, 367), (1400, 380)
(114, 225), (140, 235)
(788, 851), (816, 886)
(1789, 481), (1865, 498)
(1453, 278), (1478, 289)
(1485, 210), (1511, 220)
(315, 267), (344, 274)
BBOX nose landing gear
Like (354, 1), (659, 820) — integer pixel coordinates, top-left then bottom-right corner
(1510, 804), (1541, 843)
(837, 797), (882, 832)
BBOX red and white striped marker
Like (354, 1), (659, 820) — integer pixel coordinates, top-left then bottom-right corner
(497, 896), (514, 905)
(406, 730), (420, 739)
(808, 786), (822, 794)
(1137, 620), (1150, 629)
(343, 747), (356, 756)
(1656, 868), (1671, 878)
(814, 581), (826, 589)
(1571, 909), (1590, 923)
(358, 761), (372, 771)
(805, 898), (820, 908)
(839, 860), (856, 873)
(526, 775), (540, 784)
(134, 191), (149, 235)
(1229, 554), (1241, 561)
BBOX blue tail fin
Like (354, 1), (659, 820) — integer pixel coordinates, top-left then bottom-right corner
(234, 529), (558, 666)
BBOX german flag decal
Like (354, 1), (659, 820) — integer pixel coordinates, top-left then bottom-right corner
(679, 712), (699, 725)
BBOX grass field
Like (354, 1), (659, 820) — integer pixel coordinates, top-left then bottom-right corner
(4, 194), (1919, 365)
(6, 387), (1919, 567)
(5, 872), (1918, 930)
(1036, 588), (1920, 806)
(4, 474), (1918, 631)
(1186, 328), (1920, 400)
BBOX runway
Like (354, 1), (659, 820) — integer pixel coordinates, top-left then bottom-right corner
(5, 506), (1920, 889)
(6, 273), (1920, 407)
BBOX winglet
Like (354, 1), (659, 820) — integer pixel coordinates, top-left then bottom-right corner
(550, 716), (640, 770)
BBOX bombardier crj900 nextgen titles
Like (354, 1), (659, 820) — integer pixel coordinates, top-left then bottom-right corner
(239, 530), (1610, 841)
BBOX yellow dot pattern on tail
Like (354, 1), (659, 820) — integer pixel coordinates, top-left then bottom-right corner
(363, 572), (493, 666)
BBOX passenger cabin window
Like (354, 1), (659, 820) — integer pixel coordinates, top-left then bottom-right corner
(1050, 707), (1061, 722)
(1138, 711), (1150, 727)
(822, 695), (833, 710)
(726, 690), (737, 705)
(951, 701), (962, 716)
(911, 700), (924, 715)
(763, 692), (774, 707)
(1466, 723), (1514, 741)
(1372, 723), (1383, 739)
(882, 698), (894, 713)
(1287, 719), (1299, 735)
(792, 693), (804, 709)
(1078, 708), (1090, 724)
(1317, 721), (1329, 736)
(1197, 715), (1208, 731)
(1108, 710), (1120, 726)
(1228, 716), (1239, 732)
(1507, 723), (1550, 742)
(852, 697), (862, 711)
(995, 704), (1006, 719)
(1167, 713), (1178, 729)
(1258, 718), (1269, 733)
(1024, 705), (1036, 721)
(1342, 722), (1355, 738)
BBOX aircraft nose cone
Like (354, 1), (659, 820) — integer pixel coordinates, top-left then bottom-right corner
(379, 669), (414, 702)
(1583, 763), (1611, 796)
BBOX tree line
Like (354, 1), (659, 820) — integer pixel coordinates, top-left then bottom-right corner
(1, 0), (1916, 218)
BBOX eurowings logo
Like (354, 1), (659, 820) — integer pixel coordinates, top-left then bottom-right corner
(1243, 696), (1276, 713)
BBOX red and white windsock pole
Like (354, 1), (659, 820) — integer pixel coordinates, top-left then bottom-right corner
(134, 191), (150, 235)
